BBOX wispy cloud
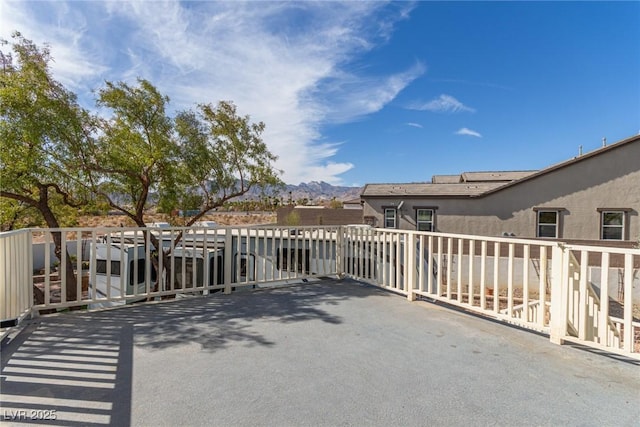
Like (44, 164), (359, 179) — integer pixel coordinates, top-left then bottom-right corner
(406, 122), (423, 128)
(455, 128), (482, 138)
(408, 94), (475, 113)
(0, 1), (420, 185)
(430, 78), (512, 91)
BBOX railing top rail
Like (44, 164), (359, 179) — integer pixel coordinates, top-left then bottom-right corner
(0, 228), (32, 238)
(563, 243), (640, 255)
(363, 227), (560, 247)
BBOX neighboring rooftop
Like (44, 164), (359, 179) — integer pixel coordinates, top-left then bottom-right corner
(460, 170), (537, 183)
(361, 182), (504, 197)
(364, 134), (640, 198)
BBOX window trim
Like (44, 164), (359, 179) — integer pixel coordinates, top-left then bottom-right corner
(383, 207), (397, 229)
(536, 209), (560, 239)
(598, 209), (629, 241)
(415, 208), (435, 232)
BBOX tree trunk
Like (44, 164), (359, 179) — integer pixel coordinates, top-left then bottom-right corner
(40, 204), (78, 302)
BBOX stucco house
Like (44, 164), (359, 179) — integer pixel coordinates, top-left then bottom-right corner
(361, 134), (640, 245)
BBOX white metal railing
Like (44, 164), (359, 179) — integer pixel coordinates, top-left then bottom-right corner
(560, 244), (640, 357)
(0, 229), (32, 328)
(342, 228), (557, 333)
(1, 225), (339, 317)
(1, 225), (638, 359)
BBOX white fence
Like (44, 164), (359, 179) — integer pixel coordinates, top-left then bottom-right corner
(341, 228), (639, 359)
(1, 225), (638, 359)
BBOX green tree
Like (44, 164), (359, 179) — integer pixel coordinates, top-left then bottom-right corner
(90, 78), (176, 227)
(329, 197), (343, 209)
(0, 33), (94, 302)
(283, 210), (301, 226)
(89, 82), (282, 291)
(173, 100), (282, 224)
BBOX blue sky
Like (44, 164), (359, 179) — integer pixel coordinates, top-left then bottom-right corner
(1, 1), (639, 186)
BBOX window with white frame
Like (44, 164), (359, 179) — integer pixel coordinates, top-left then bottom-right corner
(384, 208), (396, 228)
(416, 209), (434, 231)
(537, 210), (559, 238)
(601, 211), (625, 240)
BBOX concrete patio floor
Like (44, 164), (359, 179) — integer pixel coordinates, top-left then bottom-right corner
(1, 279), (639, 426)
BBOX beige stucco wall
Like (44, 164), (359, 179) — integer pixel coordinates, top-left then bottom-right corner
(363, 140), (640, 241)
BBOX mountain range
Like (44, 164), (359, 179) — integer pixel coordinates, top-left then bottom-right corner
(242, 181), (363, 203)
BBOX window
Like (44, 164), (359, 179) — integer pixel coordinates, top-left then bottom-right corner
(96, 260), (121, 276)
(537, 211), (558, 238)
(384, 208), (396, 228)
(601, 211), (625, 240)
(129, 259), (157, 287)
(416, 209), (434, 231)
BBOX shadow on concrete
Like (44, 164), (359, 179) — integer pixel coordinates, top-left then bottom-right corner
(76, 279), (390, 352)
(0, 318), (132, 426)
(0, 279), (387, 425)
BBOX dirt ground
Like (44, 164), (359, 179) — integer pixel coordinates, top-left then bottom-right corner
(77, 212), (276, 228)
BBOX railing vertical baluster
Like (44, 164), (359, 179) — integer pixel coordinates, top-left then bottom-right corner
(468, 239), (475, 306)
(456, 238), (463, 302)
(578, 250), (589, 340)
(550, 243), (569, 345)
(262, 228), (268, 282)
(480, 241), (487, 310)
(272, 228), (278, 281)
(76, 232), (82, 302)
(94, 231), (100, 303)
(427, 235), (434, 295)
(598, 252), (610, 345)
(44, 232), (51, 306)
(623, 253), (633, 352)
(224, 230), (233, 294)
(132, 230), (139, 298)
(27, 233), (33, 315)
(523, 245), (530, 322)
(381, 232), (387, 287)
(446, 238), (453, 299)
(435, 236), (442, 296)
(418, 235), (425, 293)
(507, 243), (515, 318)
(192, 229), (198, 290)
(146, 229), (152, 295)
(395, 233), (402, 290)
(60, 232), (67, 304)
(406, 232), (416, 301)
(493, 242), (500, 313)
(119, 230), (125, 298)
(538, 246), (547, 328)
(202, 229), (209, 293)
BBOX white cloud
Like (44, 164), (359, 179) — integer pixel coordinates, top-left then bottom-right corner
(0, 0), (421, 185)
(406, 122), (423, 128)
(455, 128), (482, 138)
(408, 94), (475, 113)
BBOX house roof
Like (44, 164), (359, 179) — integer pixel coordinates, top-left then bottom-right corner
(431, 175), (461, 184)
(460, 170), (537, 182)
(343, 198), (362, 205)
(361, 182), (505, 197)
(362, 134), (640, 199)
(481, 134), (640, 196)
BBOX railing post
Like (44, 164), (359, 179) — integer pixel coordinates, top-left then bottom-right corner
(336, 226), (344, 277)
(406, 232), (417, 301)
(224, 229), (233, 294)
(27, 234), (34, 318)
(549, 243), (568, 345)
